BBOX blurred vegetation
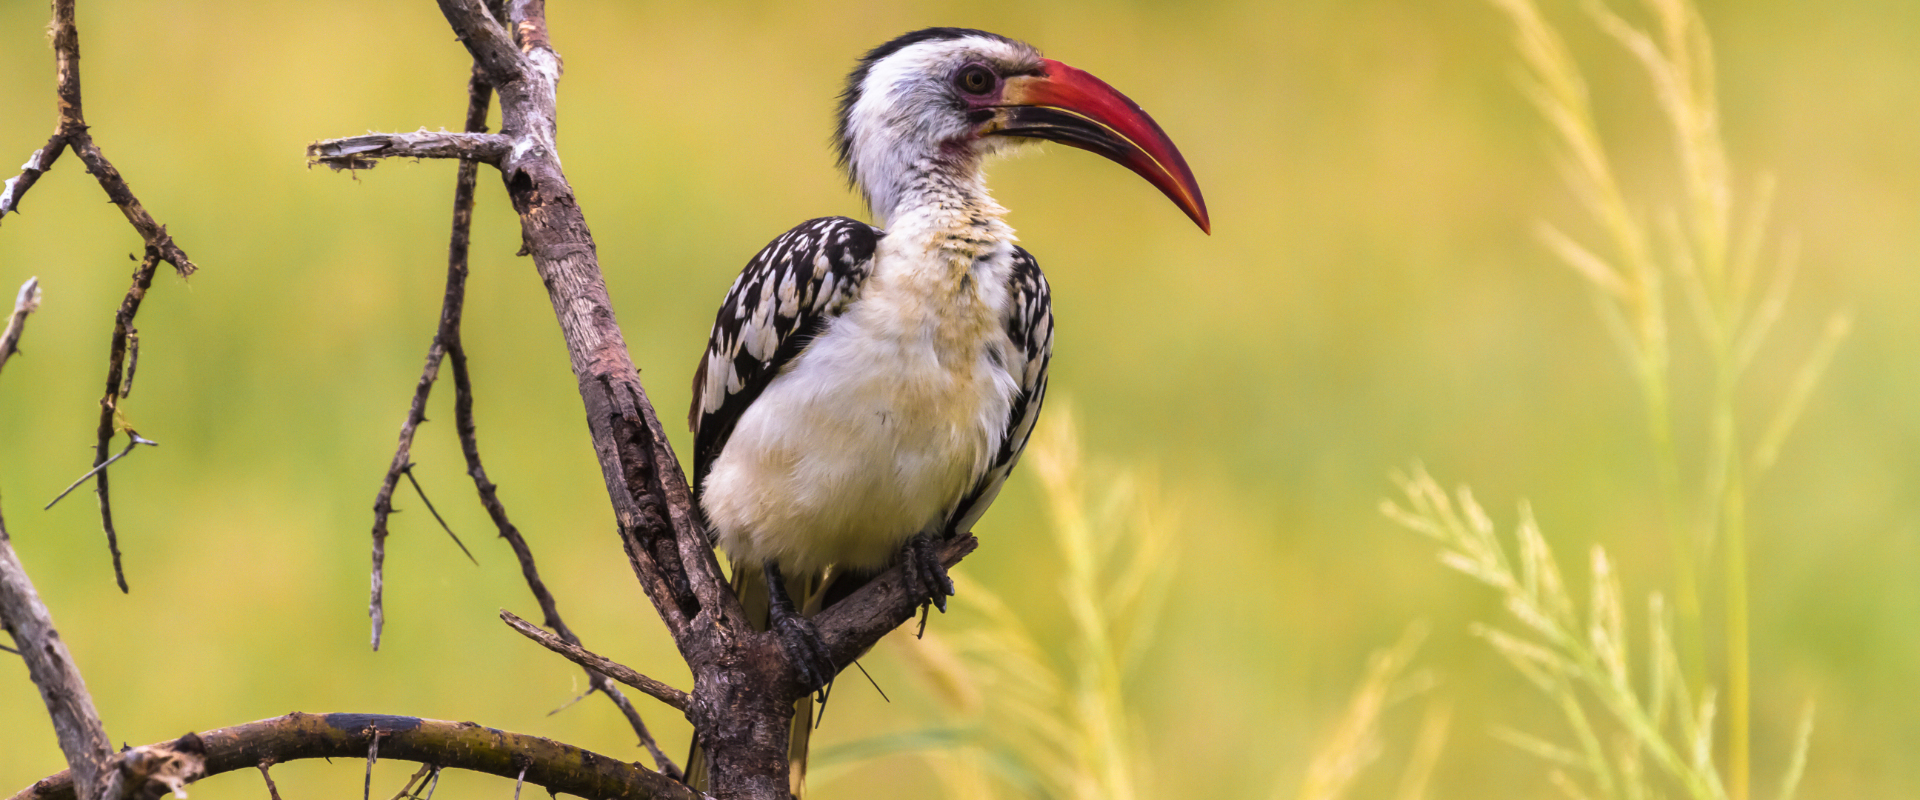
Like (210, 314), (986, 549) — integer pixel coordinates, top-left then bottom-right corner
(1, 1), (1915, 798)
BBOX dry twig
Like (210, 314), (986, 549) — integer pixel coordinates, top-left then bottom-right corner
(45, 432), (158, 511)
(0, 277), (42, 378)
(500, 610), (692, 711)
(84, 251), (162, 592)
(256, 764), (282, 800)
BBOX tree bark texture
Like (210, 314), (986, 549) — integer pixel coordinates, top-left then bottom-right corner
(11, 714), (699, 800)
(0, 510), (115, 800)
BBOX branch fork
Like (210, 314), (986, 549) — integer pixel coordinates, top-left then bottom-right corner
(304, 1), (988, 797)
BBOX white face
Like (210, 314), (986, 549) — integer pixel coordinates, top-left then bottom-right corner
(842, 35), (1044, 222)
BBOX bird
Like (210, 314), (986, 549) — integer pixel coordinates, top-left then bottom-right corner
(683, 27), (1208, 794)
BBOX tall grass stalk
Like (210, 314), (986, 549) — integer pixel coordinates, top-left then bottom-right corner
(1289, 624), (1446, 800)
(1386, 467), (1733, 799)
(1481, 1), (1846, 798)
(834, 406), (1177, 800)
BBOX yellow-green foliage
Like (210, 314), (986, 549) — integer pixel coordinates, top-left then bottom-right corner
(1385, 467), (1812, 800)
(1378, 1), (1833, 799)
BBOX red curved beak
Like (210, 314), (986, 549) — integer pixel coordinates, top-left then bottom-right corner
(995, 58), (1210, 234)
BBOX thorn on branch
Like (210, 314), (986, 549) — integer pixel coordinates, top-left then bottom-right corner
(402, 465), (477, 565)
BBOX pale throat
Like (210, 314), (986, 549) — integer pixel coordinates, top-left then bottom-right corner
(861, 150), (1017, 362)
(872, 150), (1014, 272)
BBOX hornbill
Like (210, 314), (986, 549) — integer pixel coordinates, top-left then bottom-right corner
(684, 27), (1208, 793)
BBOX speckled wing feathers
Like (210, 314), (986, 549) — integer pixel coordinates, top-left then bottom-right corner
(690, 217), (881, 489)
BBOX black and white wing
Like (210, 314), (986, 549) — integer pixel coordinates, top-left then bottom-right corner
(690, 217), (881, 490)
(947, 247), (1054, 536)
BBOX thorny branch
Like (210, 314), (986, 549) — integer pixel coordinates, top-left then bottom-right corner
(353, 43), (683, 776)
(85, 251), (161, 593)
(3, 0), (200, 594)
(364, 55), (508, 655)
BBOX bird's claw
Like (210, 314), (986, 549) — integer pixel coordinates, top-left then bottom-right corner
(771, 603), (835, 693)
(902, 532), (955, 615)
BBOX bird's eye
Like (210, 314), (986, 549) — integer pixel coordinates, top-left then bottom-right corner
(955, 64), (996, 95)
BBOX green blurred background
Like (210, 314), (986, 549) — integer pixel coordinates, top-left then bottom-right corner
(3, 0), (1916, 796)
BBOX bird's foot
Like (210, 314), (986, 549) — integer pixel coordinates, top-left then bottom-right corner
(901, 532), (955, 615)
(766, 574), (835, 693)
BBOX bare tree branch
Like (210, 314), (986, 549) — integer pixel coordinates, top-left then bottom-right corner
(366, 352), (443, 650)
(815, 534), (979, 665)
(13, 714), (701, 800)
(3, 0), (201, 594)
(0, 1), (197, 274)
(1, 266), (205, 800)
(0, 277), (42, 378)
(340, 51), (684, 776)
(83, 251), (162, 593)
(0, 506), (115, 800)
(306, 131), (512, 172)
(0, 137), (68, 219)
(0, 0), (207, 608)
(64, 138), (196, 276)
(500, 610), (692, 711)
(427, 0), (722, 648)
(96, 736), (206, 800)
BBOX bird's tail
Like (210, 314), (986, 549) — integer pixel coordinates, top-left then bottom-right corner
(684, 559), (823, 797)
